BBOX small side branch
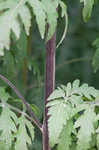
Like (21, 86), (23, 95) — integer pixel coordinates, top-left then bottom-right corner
(0, 74), (42, 132)
(0, 103), (34, 124)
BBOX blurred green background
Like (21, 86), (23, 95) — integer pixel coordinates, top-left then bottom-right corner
(0, 0), (99, 149)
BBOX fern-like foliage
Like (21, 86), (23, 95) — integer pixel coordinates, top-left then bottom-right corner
(74, 107), (96, 150)
(0, 107), (17, 150)
(0, 0), (95, 55)
(15, 116), (34, 150)
(47, 79), (99, 149)
(57, 120), (73, 150)
(0, 0), (68, 55)
(0, 87), (34, 150)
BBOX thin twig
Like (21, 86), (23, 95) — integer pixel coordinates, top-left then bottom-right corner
(0, 74), (43, 132)
(56, 57), (91, 70)
(0, 102), (34, 123)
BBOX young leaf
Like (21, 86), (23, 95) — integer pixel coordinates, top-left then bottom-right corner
(66, 82), (72, 97)
(79, 83), (99, 99)
(0, 0), (68, 55)
(18, 5), (32, 35)
(0, 107), (17, 149)
(47, 79), (99, 149)
(28, 0), (46, 39)
(0, 0), (31, 55)
(72, 79), (80, 88)
(15, 116), (34, 150)
(48, 100), (72, 147)
(47, 79), (99, 148)
(72, 80), (99, 99)
(69, 95), (83, 106)
(42, 0), (58, 41)
(48, 88), (65, 101)
(56, 1), (68, 48)
(74, 107), (96, 150)
(48, 79), (99, 104)
(48, 100), (89, 148)
(25, 118), (34, 141)
(57, 120), (73, 150)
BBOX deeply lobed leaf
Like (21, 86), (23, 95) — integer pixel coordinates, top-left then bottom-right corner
(0, 0), (67, 55)
(15, 116), (34, 150)
(0, 107), (17, 149)
(48, 80), (99, 148)
(57, 120), (73, 150)
(74, 107), (96, 150)
(48, 101), (72, 147)
(0, 86), (35, 150)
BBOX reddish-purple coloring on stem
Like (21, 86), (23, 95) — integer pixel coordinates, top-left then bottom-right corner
(43, 32), (56, 150)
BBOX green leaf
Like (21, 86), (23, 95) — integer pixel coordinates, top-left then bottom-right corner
(0, 0), (31, 55)
(25, 118), (34, 141)
(0, 12), (12, 55)
(0, 107), (17, 149)
(57, 120), (73, 150)
(30, 104), (40, 118)
(48, 89), (65, 101)
(47, 99), (64, 107)
(0, 87), (10, 102)
(80, 0), (94, 22)
(71, 80), (99, 99)
(47, 80), (99, 148)
(74, 107), (96, 150)
(48, 100), (72, 147)
(28, 0), (46, 39)
(17, 5), (32, 35)
(0, 141), (8, 150)
(70, 142), (76, 150)
(0, 0), (17, 10)
(56, 1), (68, 48)
(69, 95), (83, 106)
(79, 83), (99, 99)
(48, 80), (99, 104)
(42, 0), (58, 41)
(48, 101), (89, 148)
(0, 0), (67, 55)
(97, 133), (99, 149)
(15, 116), (34, 150)
(72, 79), (80, 88)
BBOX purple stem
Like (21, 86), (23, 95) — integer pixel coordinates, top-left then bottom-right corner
(0, 74), (42, 132)
(43, 32), (56, 150)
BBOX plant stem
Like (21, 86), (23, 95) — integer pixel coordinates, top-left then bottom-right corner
(43, 32), (56, 150)
(0, 74), (42, 132)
